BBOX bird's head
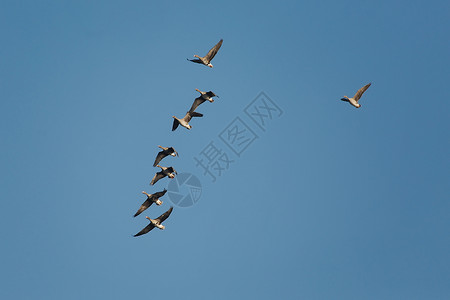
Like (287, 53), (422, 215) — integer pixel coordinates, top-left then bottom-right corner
(356, 104), (361, 108)
(155, 199), (163, 206)
(209, 99), (214, 103)
(187, 125), (192, 130)
(208, 63), (213, 68)
(159, 224), (165, 230)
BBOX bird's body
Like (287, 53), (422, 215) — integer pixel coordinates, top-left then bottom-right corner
(134, 190), (167, 217)
(153, 146), (178, 167)
(187, 39), (223, 68)
(150, 165), (177, 185)
(134, 207), (174, 237)
(172, 111), (203, 131)
(341, 83), (372, 108)
(189, 89), (219, 112)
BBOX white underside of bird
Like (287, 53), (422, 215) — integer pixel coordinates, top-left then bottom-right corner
(347, 97), (361, 108)
(173, 117), (192, 129)
(150, 219), (165, 230)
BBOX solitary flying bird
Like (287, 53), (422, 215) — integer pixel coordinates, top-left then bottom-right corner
(189, 89), (219, 112)
(150, 165), (177, 185)
(153, 145), (178, 167)
(341, 83), (372, 108)
(172, 111), (203, 131)
(134, 207), (174, 237)
(133, 190), (167, 217)
(187, 39), (223, 68)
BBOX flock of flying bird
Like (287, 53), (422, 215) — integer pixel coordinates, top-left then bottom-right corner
(132, 38), (372, 237)
(132, 39), (223, 237)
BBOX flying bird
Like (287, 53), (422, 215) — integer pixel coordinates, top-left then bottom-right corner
(150, 165), (177, 185)
(341, 83), (372, 108)
(189, 89), (219, 112)
(134, 207), (174, 237)
(153, 145), (178, 167)
(172, 111), (203, 131)
(133, 190), (167, 217)
(187, 39), (223, 68)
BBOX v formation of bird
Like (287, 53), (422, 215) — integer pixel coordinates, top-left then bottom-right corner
(132, 40), (222, 237)
(132, 38), (372, 237)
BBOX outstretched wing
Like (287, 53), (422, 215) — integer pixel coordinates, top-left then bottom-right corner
(156, 207), (173, 223)
(189, 97), (206, 113)
(190, 111), (203, 118)
(134, 223), (155, 237)
(153, 189), (167, 198)
(150, 171), (165, 185)
(134, 199), (152, 217)
(204, 39), (223, 63)
(183, 112), (192, 123)
(153, 151), (167, 167)
(206, 91), (217, 98)
(187, 58), (203, 64)
(165, 167), (177, 175)
(353, 83), (371, 101)
(167, 147), (178, 156)
(172, 118), (180, 131)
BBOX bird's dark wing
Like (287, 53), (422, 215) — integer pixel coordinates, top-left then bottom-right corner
(187, 58), (203, 64)
(183, 112), (193, 123)
(172, 118), (180, 131)
(353, 83), (371, 101)
(168, 147), (178, 157)
(150, 171), (165, 185)
(153, 189), (167, 198)
(340, 98), (350, 102)
(189, 97), (206, 113)
(204, 39), (223, 63)
(134, 199), (152, 217)
(134, 223), (155, 237)
(153, 151), (167, 167)
(156, 207), (173, 223)
(167, 147), (177, 156)
(206, 91), (217, 98)
(190, 111), (203, 118)
(165, 167), (175, 174)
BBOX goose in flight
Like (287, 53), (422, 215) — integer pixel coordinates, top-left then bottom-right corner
(134, 207), (173, 237)
(153, 145), (178, 167)
(341, 83), (372, 108)
(187, 39), (223, 68)
(150, 165), (177, 185)
(189, 89), (219, 112)
(133, 189), (167, 217)
(172, 111), (203, 131)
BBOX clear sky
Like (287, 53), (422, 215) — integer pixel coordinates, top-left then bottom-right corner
(1, 1), (449, 299)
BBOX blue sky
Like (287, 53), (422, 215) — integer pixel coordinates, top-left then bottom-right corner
(1, 1), (449, 299)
